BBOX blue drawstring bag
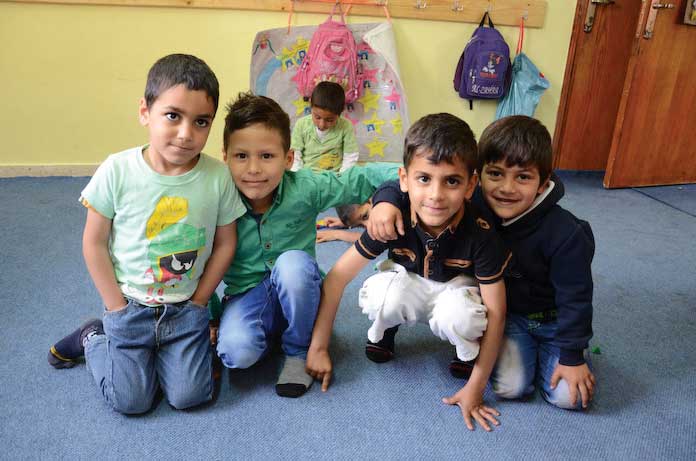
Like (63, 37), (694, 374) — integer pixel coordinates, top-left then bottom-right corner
(495, 18), (549, 119)
(495, 51), (549, 119)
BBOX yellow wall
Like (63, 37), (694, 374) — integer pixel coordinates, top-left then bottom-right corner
(0, 2), (575, 167)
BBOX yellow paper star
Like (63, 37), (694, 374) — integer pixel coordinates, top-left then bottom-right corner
(363, 112), (386, 135)
(357, 88), (381, 113)
(390, 115), (403, 134)
(292, 97), (310, 116)
(365, 138), (388, 158)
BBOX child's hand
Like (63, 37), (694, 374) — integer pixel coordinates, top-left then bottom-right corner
(317, 229), (340, 243)
(366, 202), (404, 242)
(442, 385), (501, 431)
(324, 216), (345, 228)
(551, 363), (596, 408)
(306, 348), (333, 392)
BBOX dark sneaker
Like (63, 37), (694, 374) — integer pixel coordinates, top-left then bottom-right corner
(449, 356), (476, 379)
(48, 319), (104, 369)
(365, 326), (399, 363)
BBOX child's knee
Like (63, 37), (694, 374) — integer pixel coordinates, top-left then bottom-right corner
(274, 251), (318, 278)
(491, 373), (531, 400)
(541, 382), (584, 411)
(217, 334), (264, 369)
(111, 392), (155, 415)
(430, 288), (487, 341)
(167, 387), (212, 410)
(491, 342), (534, 399)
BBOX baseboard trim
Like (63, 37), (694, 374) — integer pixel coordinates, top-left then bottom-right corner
(0, 164), (98, 178)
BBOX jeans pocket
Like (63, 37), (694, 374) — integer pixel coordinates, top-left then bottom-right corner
(186, 299), (208, 310)
(104, 299), (131, 317)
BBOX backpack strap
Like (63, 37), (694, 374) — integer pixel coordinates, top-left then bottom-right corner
(516, 16), (525, 55)
(329, 2), (346, 23)
(479, 11), (495, 28)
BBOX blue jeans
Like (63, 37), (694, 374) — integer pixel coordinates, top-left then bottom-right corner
(217, 250), (321, 369)
(84, 299), (212, 414)
(491, 312), (589, 410)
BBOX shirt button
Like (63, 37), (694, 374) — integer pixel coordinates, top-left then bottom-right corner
(268, 259), (274, 265)
(264, 242), (272, 250)
(426, 239), (437, 249)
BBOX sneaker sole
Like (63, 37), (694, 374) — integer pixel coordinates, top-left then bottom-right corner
(47, 347), (78, 369)
(365, 344), (394, 363)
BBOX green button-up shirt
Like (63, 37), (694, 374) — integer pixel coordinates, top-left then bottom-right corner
(222, 162), (400, 296)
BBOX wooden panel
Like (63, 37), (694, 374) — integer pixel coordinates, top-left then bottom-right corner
(2, 0), (547, 27)
(552, 0), (642, 171)
(604, 0), (696, 187)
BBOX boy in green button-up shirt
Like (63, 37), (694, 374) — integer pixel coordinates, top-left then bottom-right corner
(214, 93), (398, 398)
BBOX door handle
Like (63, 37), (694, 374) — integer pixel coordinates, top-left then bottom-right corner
(584, 0), (616, 33)
(644, 0), (675, 39)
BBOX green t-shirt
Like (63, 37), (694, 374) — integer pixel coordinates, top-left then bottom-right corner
(222, 162), (400, 297)
(80, 146), (245, 306)
(291, 115), (359, 172)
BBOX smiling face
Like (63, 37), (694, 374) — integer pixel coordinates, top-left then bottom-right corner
(399, 152), (477, 236)
(480, 160), (549, 220)
(139, 84), (215, 176)
(311, 106), (339, 132)
(224, 123), (293, 214)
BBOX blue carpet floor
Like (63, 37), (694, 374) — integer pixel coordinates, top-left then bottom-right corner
(1, 173), (694, 460)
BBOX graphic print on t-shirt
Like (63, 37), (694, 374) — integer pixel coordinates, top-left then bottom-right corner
(142, 197), (206, 304)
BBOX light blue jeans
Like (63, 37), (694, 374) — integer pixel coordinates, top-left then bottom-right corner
(85, 299), (212, 414)
(491, 312), (590, 410)
(216, 250), (321, 369)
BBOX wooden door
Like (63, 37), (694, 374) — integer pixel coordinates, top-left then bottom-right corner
(553, 0), (642, 171)
(604, 0), (696, 187)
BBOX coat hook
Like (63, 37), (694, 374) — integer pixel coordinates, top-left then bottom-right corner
(415, 0), (427, 9)
(452, 1), (464, 12)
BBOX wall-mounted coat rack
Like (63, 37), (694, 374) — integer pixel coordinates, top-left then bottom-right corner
(4, 0), (547, 28)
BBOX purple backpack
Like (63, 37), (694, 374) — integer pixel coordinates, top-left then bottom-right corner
(454, 12), (511, 108)
(296, 7), (361, 104)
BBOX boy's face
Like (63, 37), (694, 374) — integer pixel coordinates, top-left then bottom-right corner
(139, 84), (215, 175)
(311, 106), (339, 132)
(224, 123), (293, 214)
(480, 161), (549, 220)
(399, 152), (477, 236)
(346, 201), (372, 228)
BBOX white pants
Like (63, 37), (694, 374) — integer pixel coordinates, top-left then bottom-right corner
(358, 260), (488, 361)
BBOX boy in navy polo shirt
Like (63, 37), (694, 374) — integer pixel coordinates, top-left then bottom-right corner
(306, 113), (509, 431)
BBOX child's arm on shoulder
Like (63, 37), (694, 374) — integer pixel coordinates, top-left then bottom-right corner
(189, 222), (237, 307)
(82, 208), (127, 311)
(366, 180), (405, 242)
(306, 246), (370, 391)
(442, 279), (506, 431)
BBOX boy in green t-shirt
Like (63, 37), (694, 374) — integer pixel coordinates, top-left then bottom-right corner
(290, 81), (359, 173)
(215, 93), (397, 398)
(47, 54), (245, 414)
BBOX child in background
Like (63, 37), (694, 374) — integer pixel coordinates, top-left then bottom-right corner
(476, 116), (596, 410)
(291, 81), (359, 173)
(47, 54), (245, 414)
(306, 114), (509, 431)
(216, 93), (397, 398)
(316, 201), (372, 243)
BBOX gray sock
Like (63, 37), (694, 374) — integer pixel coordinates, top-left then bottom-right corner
(275, 356), (313, 398)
